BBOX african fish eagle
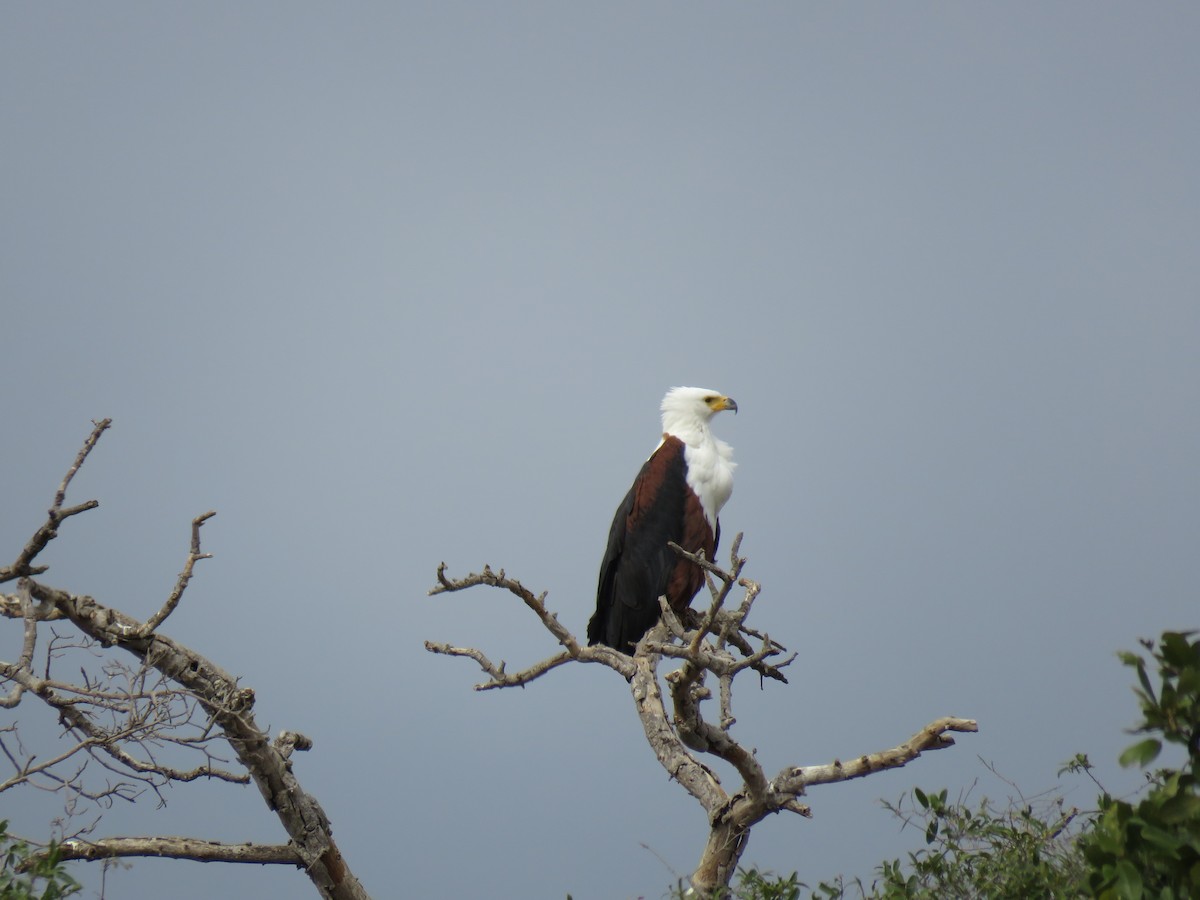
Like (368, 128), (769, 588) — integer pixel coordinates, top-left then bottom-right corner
(587, 386), (737, 652)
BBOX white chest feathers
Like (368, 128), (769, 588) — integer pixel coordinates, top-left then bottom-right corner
(683, 434), (735, 529)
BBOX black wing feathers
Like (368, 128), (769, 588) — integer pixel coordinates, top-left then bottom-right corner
(588, 438), (693, 651)
(589, 481), (636, 646)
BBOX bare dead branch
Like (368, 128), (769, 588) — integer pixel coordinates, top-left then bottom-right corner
(426, 546), (978, 899)
(666, 665), (768, 798)
(0, 418), (110, 584)
(775, 716), (980, 793)
(42, 586), (368, 899)
(423, 641), (575, 690)
(2, 420), (370, 900)
(668, 537), (741, 587)
(0, 580), (40, 708)
(273, 730), (313, 760)
(0, 728), (113, 796)
(627, 625), (727, 812)
(48, 836), (302, 866)
(0, 592), (67, 621)
(53, 419), (111, 509)
(429, 563), (579, 651)
(137, 511), (216, 637)
(0, 652), (248, 792)
(427, 563), (635, 682)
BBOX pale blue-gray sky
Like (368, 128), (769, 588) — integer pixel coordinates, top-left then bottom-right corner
(2, 4), (1198, 898)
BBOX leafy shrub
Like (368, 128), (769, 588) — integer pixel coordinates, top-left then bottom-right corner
(0, 821), (80, 900)
(1079, 631), (1200, 900)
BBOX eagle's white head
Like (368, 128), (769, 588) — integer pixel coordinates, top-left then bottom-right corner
(660, 386), (738, 435)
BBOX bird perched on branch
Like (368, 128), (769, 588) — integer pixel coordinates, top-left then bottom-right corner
(587, 386), (737, 652)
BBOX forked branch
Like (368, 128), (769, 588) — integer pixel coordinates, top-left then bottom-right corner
(1, 420), (370, 900)
(0, 418), (111, 584)
(426, 539), (977, 898)
(137, 511), (217, 637)
(427, 563), (634, 682)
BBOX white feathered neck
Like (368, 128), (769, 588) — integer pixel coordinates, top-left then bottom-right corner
(658, 386), (736, 529)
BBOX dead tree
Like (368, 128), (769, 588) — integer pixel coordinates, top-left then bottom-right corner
(0, 419), (369, 900)
(427, 535), (977, 896)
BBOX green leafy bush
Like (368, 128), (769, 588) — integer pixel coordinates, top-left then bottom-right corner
(791, 778), (1090, 900)
(1079, 631), (1200, 900)
(0, 821), (80, 900)
(715, 631), (1200, 900)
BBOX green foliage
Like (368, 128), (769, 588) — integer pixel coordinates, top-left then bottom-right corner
(0, 821), (81, 900)
(1078, 631), (1200, 900)
(805, 630), (1200, 900)
(731, 869), (803, 900)
(664, 868), (803, 900)
(872, 784), (1089, 899)
(796, 782), (1090, 899)
(703, 775), (1091, 900)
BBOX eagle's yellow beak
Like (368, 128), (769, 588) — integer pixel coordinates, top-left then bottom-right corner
(708, 395), (738, 414)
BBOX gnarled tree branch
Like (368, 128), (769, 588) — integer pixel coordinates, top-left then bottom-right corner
(427, 540), (977, 897)
(0, 418), (110, 584)
(136, 510), (216, 638)
(51, 835), (302, 866)
(1, 419), (371, 900)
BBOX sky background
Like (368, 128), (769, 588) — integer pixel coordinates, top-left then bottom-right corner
(2, 3), (1198, 898)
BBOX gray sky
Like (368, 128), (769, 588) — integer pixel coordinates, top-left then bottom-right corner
(2, 3), (1197, 898)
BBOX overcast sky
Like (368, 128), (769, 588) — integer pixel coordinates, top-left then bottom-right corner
(2, 4), (1198, 898)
